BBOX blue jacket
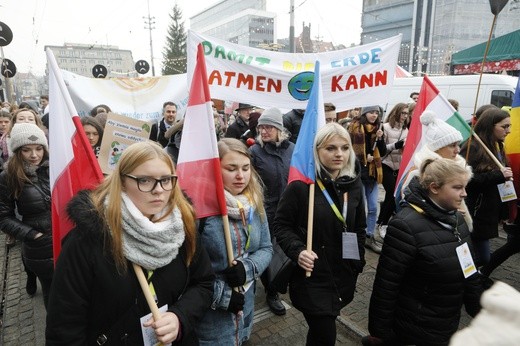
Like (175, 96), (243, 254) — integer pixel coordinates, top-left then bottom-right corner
(198, 208), (273, 345)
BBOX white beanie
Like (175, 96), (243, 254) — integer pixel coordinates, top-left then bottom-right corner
(258, 108), (284, 131)
(420, 110), (463, 152)
(8, 123), (48, 153)
(450, 281), (520, 345)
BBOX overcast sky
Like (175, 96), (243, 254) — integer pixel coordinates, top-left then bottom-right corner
(0, 0), (362, 76)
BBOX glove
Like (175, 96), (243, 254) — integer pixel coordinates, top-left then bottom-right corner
(394, 139), (404, 150)
(227, 290), (245, 314)
(222, 261), (246, 287)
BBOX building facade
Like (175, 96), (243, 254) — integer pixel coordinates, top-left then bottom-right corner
(361, 0), (520, 75)
(189, 0), (276, 49)
(43, 43), (136, 78)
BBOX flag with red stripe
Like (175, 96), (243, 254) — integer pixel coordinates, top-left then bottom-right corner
(395, 75), (471, 200)
(46, 48), (104, 261)
(177, 44), (227, 218)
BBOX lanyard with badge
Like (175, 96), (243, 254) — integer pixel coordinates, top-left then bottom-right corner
(316, 179), (360, 260)
(409, 203), (477, 278)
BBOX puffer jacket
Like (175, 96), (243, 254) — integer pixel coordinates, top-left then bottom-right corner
(250, 140), (294, 228)
(46, 190), (215, 345)
(369, 177), (483, 346)
(0, 161), (53, 269)
(274, 163), (366, 316)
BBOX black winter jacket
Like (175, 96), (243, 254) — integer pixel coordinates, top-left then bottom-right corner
(0, 161), (53, 267)
(368, 177), (483, 346)
(46, 191), (215, 345)
(274, 164), (366, 316)
(250, 140), (294, 229)
(149, 118), (170, 147)
(224, 116), (249, 139)
(282, 109), (304, 143)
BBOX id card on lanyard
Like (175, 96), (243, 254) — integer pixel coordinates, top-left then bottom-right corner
(317, 179), (360, 260)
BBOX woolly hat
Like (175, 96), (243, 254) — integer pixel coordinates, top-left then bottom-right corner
(420, 110), (462, 152)
(9, 123), (48, 153)
(449, 281), (520, 345)
(258, 108), (284, 131)
(360, 105), (381, 116)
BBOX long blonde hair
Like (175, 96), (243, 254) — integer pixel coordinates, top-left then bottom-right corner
(218, 138), (265, 219)
(90, 141), (197, 272)
(314, 123), (357, 179)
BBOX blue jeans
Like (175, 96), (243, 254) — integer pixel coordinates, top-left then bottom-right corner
(362, 180), (379, 237)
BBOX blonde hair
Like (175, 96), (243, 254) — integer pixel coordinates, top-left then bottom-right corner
(256, 128), (290, 147)
(419, 158), (472, 190)
(314, 123), (357, 179)
(90, 141), (197, 272)
(218, 138), (265, 219)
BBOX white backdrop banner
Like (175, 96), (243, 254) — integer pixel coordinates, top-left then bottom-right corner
(188, 30), (402, 111)
(61, 70), (188, 121)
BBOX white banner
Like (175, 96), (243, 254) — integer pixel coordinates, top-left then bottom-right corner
(188, 30), (402, 111)
(61, 70), (188, 121)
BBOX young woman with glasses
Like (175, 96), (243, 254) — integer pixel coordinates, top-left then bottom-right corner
(46, 141), (215, 345)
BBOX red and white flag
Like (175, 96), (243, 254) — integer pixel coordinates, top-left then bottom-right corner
(177, 44), (227, 218)
(46, 48), (104, 261)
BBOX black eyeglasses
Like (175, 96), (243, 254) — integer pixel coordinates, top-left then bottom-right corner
(124, 174), (177, 192)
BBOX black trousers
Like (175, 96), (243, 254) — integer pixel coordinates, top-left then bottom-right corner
(481, 224), (520, 276)
(303, 314), (337, 346)
(377, 164), (398, 225)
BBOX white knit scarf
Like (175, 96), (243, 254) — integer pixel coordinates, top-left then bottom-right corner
(120, 193), (185, 270)
(224, 190), (253, 221)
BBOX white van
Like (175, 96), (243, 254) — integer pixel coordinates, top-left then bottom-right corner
(385, 74), (518, 121)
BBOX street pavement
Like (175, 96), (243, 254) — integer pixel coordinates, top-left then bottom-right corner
(1, 226), (519, 345)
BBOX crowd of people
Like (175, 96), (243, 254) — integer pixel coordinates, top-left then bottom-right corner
(0, 93), (518, 345)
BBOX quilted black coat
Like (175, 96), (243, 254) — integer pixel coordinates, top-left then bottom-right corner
(368, 177), (483, 346)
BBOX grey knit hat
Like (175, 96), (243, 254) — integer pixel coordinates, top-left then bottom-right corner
(360, 105), (381, 116)
(420, 110), (463, 152)
(9, 123), (48, 153)
(258, 108), (284, 131)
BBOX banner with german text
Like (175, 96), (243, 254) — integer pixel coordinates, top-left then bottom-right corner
(187, 30), (402, 111)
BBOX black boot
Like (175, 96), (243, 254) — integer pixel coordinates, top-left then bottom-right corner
(26, 271), (37, 297)
(266, 291), (286, 315)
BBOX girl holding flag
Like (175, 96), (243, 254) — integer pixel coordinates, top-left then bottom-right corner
(197, 138), (272, 346)
(461, 108), (513, 267)
(274, 123), (366, 345)
(46, 141), (214, 345)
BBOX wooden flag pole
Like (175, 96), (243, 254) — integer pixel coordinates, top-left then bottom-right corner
(221, 214), (234, 266)
(305, 184), (315, 278)
(132, 263), (161, 321)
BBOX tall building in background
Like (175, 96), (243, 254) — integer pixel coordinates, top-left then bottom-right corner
(361, 0), (520, 75)
(44, 43), (136, 78)
(190, 0), (276, 49)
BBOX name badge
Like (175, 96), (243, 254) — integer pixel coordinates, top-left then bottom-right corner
(455, 242), (477, 278)
(342, 232), (360, 260)
(497, 181), (517, 202)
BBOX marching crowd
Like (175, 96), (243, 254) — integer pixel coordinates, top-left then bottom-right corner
(0, 95), (519, 345)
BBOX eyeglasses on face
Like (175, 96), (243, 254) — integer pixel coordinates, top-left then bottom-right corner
(325, 118), (337, 123)
(257, 125), (275, 132)
(123, 174), (177, 192)
(496, 124), (511, 130)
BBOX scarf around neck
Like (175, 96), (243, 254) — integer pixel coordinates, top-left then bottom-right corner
(350, 121), (383, 183)
(120, 193), (185, 270)
(224, 189), (253, 221)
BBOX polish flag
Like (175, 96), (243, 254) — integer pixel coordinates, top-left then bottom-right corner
(177, 44), (227, 218)
(46, 49), (104, 261)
